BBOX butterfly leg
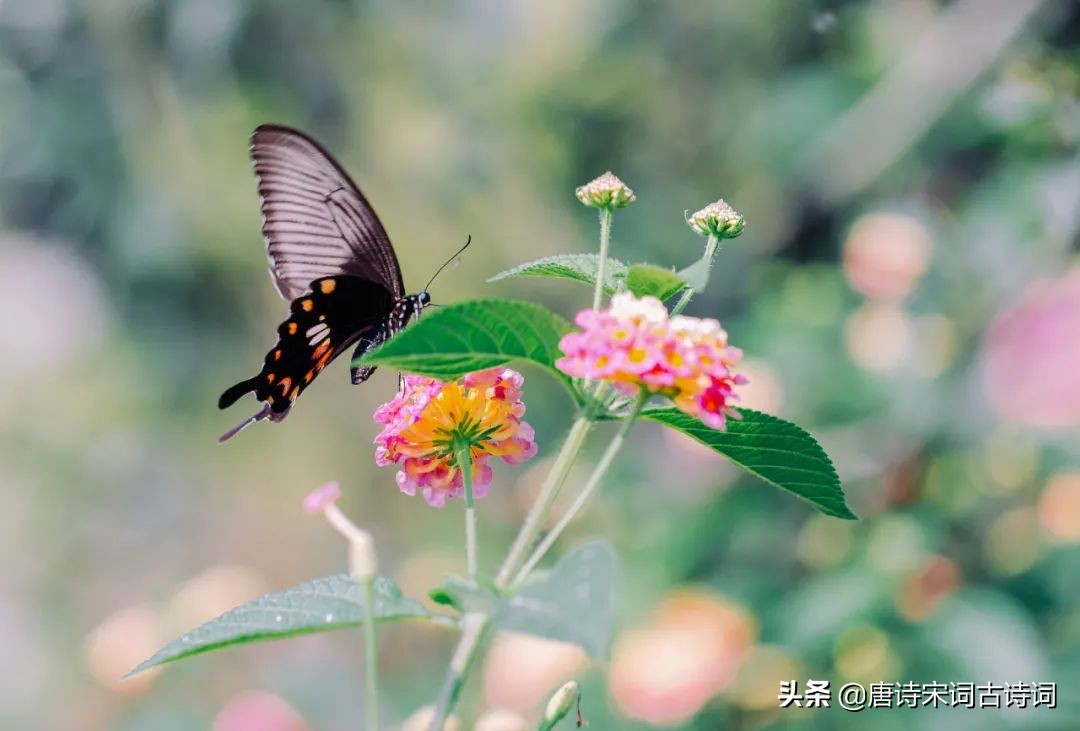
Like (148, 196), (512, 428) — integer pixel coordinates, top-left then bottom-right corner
(349, 326), (387, 384)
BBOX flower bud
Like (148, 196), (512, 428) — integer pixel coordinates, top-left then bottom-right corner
(543, 681), (581, 728)
(575, 172), (635, 209)
(687, 199), (745, 239)
(303, 481), (341, 514)
(348, 530), (377, 583)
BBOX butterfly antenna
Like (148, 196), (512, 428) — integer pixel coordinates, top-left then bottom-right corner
(423, 235), (472, 292)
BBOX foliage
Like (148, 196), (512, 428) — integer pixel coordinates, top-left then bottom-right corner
(129, 576), (436, 676)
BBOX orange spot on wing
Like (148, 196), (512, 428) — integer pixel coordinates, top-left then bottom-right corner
(312, 340), (332, 359)
(273, 349), (282, 361)
(289, 386), (300, 401)
(287, 322), (298, 335)
(278, 377), (293, 395)
(266, 373), (275, 383)
(320, 279), (336, 294)
(305, 370), (314, 383)
(300, 299), (314, 312)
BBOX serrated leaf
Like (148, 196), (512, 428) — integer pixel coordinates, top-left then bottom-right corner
(128, 575), (436, 677)
(488, 254), (628, 295)
(495, 540), (617, 658)
(357, 299), (573, 387)
(643, 408), (855, 520)
(625, 264), (689, 300)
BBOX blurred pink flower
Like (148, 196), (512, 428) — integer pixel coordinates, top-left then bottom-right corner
(84, 604), (164, 694)
(303, 481), (341, 514)
(895, 555), (961, 622)
(556, 293), (747, 429)
(842, 212), (931, 301)
(212, 691), (310, 731)
(608, 589), (756, 726)
(1039, 472), (1080, 543)
(981, 267), (1080, 428)
(483, 632), (587, 712)
(374, 369), (537, 507)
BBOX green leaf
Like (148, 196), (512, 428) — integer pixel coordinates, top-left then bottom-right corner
(488, 254), (628, 295)
(642, 407), (856, 520)
(496, 540), (617, 658)
(625, 264), (689, 300)
(357, 299), (573, 384)
(128, 575), (437, 677)
(425, 543), (618, 658)
(678, 255), (711, 292)
(428, 574), (500, 614)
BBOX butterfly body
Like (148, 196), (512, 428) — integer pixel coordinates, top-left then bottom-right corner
(218, 125), (428, 442)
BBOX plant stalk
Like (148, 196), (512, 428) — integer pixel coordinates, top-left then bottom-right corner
(671, 233), (719, 315)
(494, 415), (592, 587)
(592, 207), (613, 311)
(362, 578), (379, 731)
(455, 442), (479, 583)
(426, 612), (491, 731)
(427, 415), (593, 729)
(512, 391), (649, 586)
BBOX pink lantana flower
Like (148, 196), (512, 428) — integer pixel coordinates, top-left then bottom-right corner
(557, 293), (747, 429)
(373, 368), (538, 508)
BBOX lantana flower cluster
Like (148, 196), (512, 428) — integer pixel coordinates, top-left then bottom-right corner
(557, 293), (747, 429)
(374, 368), (537, 508)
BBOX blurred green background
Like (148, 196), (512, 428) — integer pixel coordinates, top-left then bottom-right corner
(2, 1), (1079, 729)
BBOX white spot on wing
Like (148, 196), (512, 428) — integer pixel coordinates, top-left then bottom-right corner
(307, 323), (330, 344)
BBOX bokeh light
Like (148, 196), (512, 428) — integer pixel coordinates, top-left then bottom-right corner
(211, 691), (310, 731)
(1038, 472), (1080, 543)
(482, 632), (587, 713)
(842, 212), (933, 302)
(608, 589), (755, 726)
(981, 267), (1080, 429)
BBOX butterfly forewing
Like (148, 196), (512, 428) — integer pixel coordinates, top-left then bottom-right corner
(251, 125), (405, 300)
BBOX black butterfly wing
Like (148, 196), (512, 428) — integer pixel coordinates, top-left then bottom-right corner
(250, 125), (406, 301)
(218, 276), (395, 441)
(347, 295), (420, 384)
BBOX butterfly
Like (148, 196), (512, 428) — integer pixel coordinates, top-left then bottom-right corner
(217, 124), (464, 443)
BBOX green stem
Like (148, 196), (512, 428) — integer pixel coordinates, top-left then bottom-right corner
(426, 613), (491, 731)
(362, 578), (379, 731)
(671, 233), (719, 316)
(592, 206), (613, 311)
(494, 416), (592, 587)
(512, 391), (649, 587)
(427, 416), (594, 728)
(455, 441), (478, 582)
(671, 286), (694, 316)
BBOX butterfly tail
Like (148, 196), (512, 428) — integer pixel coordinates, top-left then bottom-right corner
(217, 403), (272, 444)
(219, 378), (258, 409)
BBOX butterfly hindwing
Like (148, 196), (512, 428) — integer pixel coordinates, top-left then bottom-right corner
(218, 276), (395, 423)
